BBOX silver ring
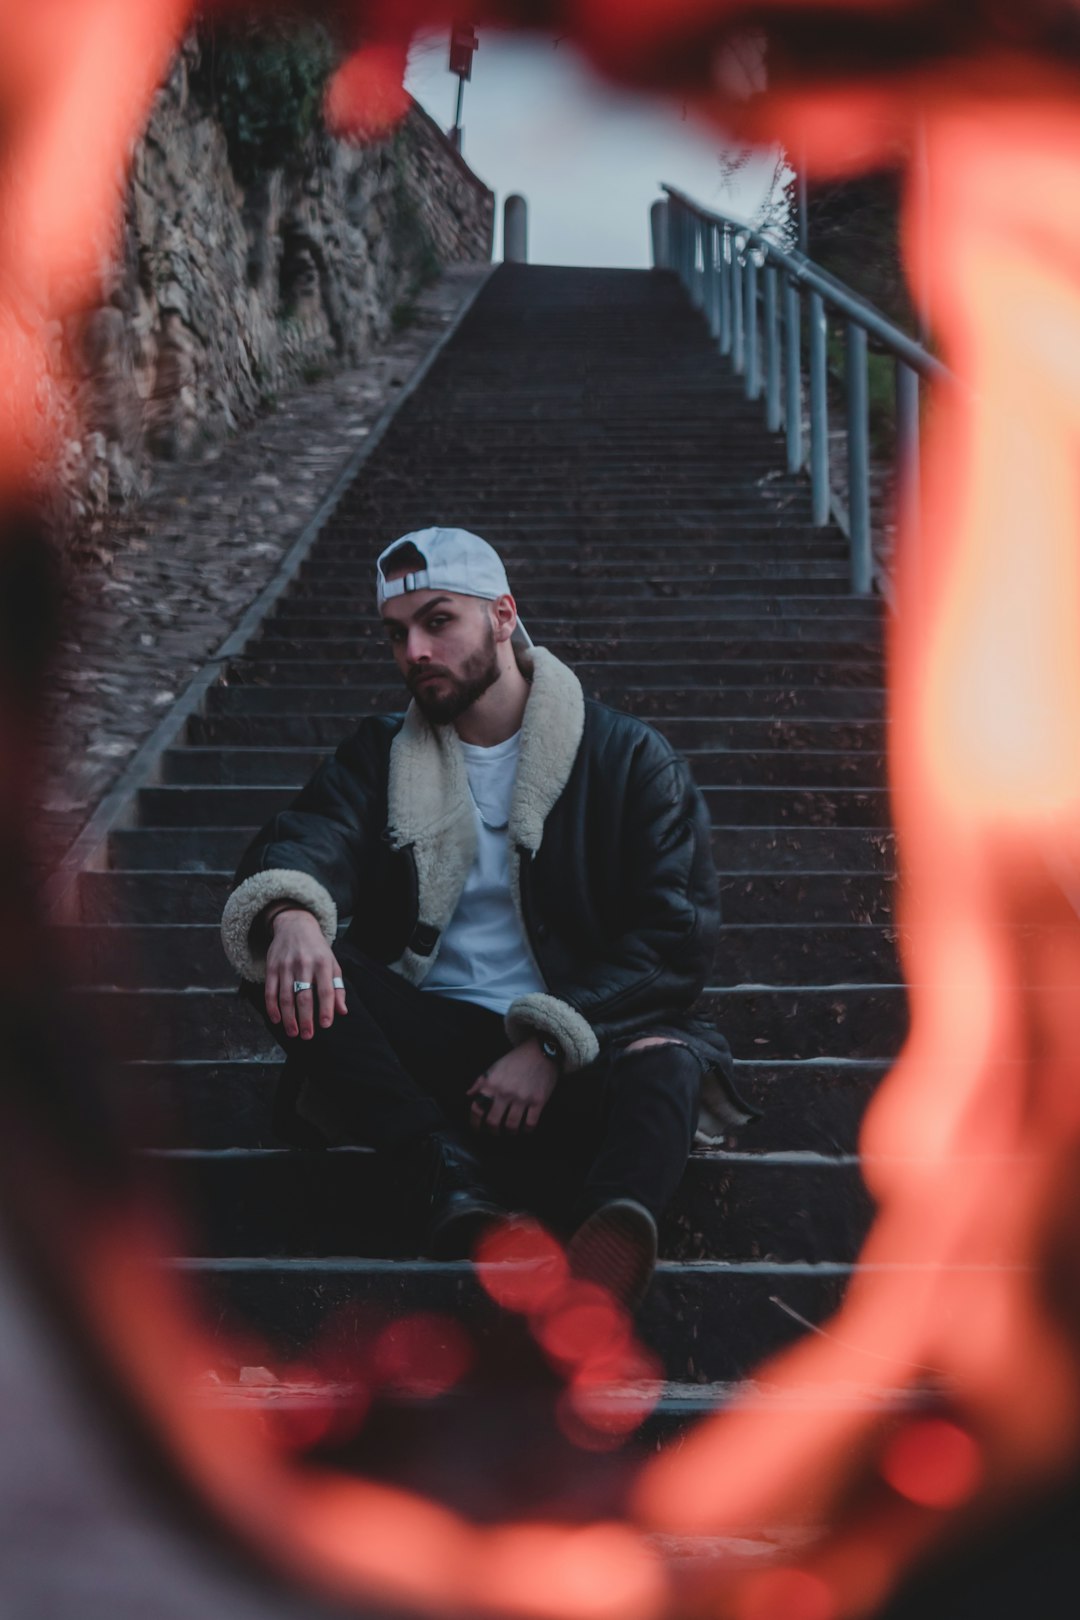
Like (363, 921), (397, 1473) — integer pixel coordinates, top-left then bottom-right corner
(332, 976), (345, 990)
(292, 980), (313, 994)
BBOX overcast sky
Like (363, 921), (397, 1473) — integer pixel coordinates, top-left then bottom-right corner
(404, 29), (785, 269)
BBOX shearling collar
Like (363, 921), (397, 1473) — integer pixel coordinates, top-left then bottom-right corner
(385, 644), (585, 853)
(382, 645), (586, 987)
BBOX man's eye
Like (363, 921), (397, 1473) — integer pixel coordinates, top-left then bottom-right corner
(427, 616), (449, 629)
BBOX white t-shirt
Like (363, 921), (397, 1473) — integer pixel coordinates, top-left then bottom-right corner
(420, 727), (548, 1014)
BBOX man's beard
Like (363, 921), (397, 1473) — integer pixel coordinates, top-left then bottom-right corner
(408, 622), (501, 723)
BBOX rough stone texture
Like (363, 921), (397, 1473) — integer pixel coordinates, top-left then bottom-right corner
(40, 35), (493, 537)
(34, 265), (491, 877)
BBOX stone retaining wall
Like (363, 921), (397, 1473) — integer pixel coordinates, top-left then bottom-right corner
(46, 36), (493, 538)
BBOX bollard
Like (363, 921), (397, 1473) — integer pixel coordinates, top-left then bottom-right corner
(504, 195), (528, 263)
(650, 199), (670, 269)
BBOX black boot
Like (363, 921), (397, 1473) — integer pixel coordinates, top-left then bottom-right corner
(410, 1131), (507, 1260)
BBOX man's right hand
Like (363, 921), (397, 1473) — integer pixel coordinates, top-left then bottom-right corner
(264, 908), (348, 1038)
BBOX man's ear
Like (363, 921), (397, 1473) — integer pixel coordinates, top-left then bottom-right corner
(491, 593), (518, 645)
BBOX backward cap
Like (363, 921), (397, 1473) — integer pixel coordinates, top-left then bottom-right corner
(375, 526), (532, 649)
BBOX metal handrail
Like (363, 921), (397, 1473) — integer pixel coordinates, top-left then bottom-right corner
(656, 184), (955, 597)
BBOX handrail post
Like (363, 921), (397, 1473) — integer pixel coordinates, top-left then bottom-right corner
(745, 256), (760, 400)
(719, 227), (733, 356)
(847, 320), (873, 594)
(784, 276), (803, 474)
(706, 224), (720, 340)
(693, 217), (704, 310)
(732, 239), (745, 375)
(895, 361), (922, 601)
(809, 291), (830, 526)
(764, 265), (782, 432)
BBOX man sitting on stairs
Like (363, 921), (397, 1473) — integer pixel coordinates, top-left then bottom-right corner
(220, 526), (755, 1311)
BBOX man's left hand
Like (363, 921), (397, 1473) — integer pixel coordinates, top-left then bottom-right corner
(467, 1039), (559, 1135)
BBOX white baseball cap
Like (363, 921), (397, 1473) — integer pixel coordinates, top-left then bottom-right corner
(375, 526), (533, 650)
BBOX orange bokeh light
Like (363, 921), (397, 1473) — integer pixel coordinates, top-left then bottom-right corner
(879, 1418), (983, 1509)
(10, 6), (1080, 1620)
(735, 1568), (839, 1620)
(371, 1311), (474, 1395)
(475, 1217), (570, 1313)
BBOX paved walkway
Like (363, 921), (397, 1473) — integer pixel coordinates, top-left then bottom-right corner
(35, 263), (491, 877)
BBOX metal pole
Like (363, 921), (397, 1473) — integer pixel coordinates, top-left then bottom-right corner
(732, 238), (745, 375)
(650, 199), (670, 269)
(706, 225), (721, 340)
(503, 195), (528, 263)
(745, 256), (761, 401)
(764, 265), (782, 432)
(712, 226), (722, 343)
(895, 361), (922, 600)
(688, 217), (699, 307)
(784, 277), (803, 474)
(809, 290), (830, 527)
(847, 320), (873, 594)
(719, 227), (732, 356)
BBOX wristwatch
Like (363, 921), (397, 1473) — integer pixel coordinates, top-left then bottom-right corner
(539, 1037), (563, 1073)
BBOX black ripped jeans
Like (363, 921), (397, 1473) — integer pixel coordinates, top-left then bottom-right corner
(240, 941), (704, 1225)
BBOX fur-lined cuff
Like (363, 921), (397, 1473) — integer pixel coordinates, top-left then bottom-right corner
(504, 993), (599, 1074)
(220, 868), (338, 982)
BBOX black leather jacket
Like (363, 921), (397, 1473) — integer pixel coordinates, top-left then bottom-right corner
(220, 646), (755, 1139)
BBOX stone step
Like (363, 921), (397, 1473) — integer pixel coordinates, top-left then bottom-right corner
(135, 783), (893, 830)
(192, 1375), (935, 1473)
(79, 864), (897, 929)
(339, 492), (819, 517)
(343, 523), (831, 548)
(188, 712), (887, 754)
(270, 584), (854, 620)
(265, 595), (882, 624)
(252, 631), (885, 660)
(287, 563), (851, 592)
(348, 458), (809, 479)
(160, 746), (887, 791)
(170, 1253), (859, 1382)
(110, 1058), (887, 1154)
(74, 984), (910, 1062)
(100, 824), (897, 877)
(146, 1146), (874, 1265)
(204, 685), (886, 720)
(224, 656), (886, 692)
(257, 620), (883, 655)
(299, 541), (853, 571)
(720, 873), (896, 924)
(57, 921), (903, 989)
(164, 1254), (991, 1385)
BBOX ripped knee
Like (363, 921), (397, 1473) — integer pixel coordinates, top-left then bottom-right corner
(625, 1036), (685, 1053)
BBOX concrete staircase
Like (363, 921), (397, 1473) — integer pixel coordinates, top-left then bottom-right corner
(65, 263), (901, 1454)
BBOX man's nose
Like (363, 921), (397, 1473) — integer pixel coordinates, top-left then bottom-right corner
(405, 626), (435, 664)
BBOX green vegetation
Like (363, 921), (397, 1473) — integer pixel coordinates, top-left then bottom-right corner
(390, 127), (440, 293)
(825, 329), (898, 460)
(193, 12), (339, 180)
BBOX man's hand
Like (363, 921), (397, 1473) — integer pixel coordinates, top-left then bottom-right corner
(467, 1038), (559, 1135)
(265, 908), (347, 1039)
